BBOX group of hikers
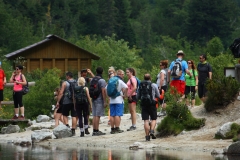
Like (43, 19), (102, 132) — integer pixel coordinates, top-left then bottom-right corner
(50, 50), (212, 141)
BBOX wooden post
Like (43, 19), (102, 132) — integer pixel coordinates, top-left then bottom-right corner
(27, 59), (30, 72)
(52, 59), (55, 69)
(40, 59), (43, 70)
(65, 59), (68, 73)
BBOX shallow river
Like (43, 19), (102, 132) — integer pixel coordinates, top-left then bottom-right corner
(0, 143), (237, 160)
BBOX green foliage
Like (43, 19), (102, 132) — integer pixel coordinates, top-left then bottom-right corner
(215, 123), (240, 142)
(206, 37), (224, 57)
(24, 68), (61, 119)
(205, 75), (240, 111)
(157, 95), (205, 137)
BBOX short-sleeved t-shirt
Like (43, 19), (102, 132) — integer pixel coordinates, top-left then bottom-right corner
(0, 69), (5, 90)
(156, 69), (167, 87)
(169, 59), (188, 81)
(127, 77), (137, 96)
(197, 62), (212, 83)
(185, 69), (198, 86)
(105, 79), (128, 104)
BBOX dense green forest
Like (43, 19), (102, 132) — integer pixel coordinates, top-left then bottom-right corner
(1, 0), (240, 74)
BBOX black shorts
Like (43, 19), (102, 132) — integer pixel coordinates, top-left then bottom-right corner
(0, 90), (3, 101)
(184, 86), (196, 100)
(56, 104), (63, 114)
(198, 82), (207, 98)
(141, 105), (157, 120)
(128, 95), (137, 104)
(62, 103), (77, 117)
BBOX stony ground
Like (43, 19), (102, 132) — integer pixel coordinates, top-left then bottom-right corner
(1, 100), (240, 154)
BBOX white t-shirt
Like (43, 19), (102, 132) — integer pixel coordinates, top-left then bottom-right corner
(105, 79), (128, 104)
(156, 69), (167, 87)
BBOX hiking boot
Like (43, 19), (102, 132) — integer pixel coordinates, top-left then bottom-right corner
(150, 132), (156, 139)
(92, 131), (106, 136)
(12, 115), (18, 120)
(71, 129), (76, 136)
(18, 115), (25, 120)
(80, 132), (84, 137)
(110, 128), (115, 134)
(112, 128), (124, 134)
(127, 126), (136, 131)
(85, 128), (90, 135)
(145, 135), (150, 141)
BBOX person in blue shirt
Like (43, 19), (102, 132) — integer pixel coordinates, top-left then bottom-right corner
(168, 50), (192, 99)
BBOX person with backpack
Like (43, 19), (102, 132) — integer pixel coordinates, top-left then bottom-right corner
(126, 68), (138, 131)
(106, 69), (128, 134)
(74, 77), (92, 137)
(168, 50), (192, 99)
(89, 66), (107, 136)
(197, 54), (212, 103)
(184, 60), (198, 109)
(10, 65), (27, 120)
(137, 73), (160, 141)
(56, 72), (77, 136)
(157, 60), (168, 117)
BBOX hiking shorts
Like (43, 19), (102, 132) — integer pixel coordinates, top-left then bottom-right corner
(128, 95), (137, 104)
(170, 80), (185, 95)
(141, 105), (157, 120)
(62, 103), (77, 117)
(198, 82), (207, 98)
(56, 104), (63, 114)
(110, 103), (124, 116)
(92, 100), (105, 116)
(184, 86), (196, 100)
(0, 90), (3, 101)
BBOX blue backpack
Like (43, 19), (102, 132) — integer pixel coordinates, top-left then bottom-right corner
(130, 76), (141, 93)
(107, 76), (120, 98)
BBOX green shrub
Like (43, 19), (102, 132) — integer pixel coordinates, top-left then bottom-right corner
(205, 75), (240, 111)
(157, 97), (205, 137)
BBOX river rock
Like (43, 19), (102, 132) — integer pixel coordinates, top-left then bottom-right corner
(31, 129), (53, 143)
(37, 115), (50, 122)
(216, 122), (233, 138)
(1, 124), (20, 134)
(227, 141), (240, 155)
(53, 124), (72, 138)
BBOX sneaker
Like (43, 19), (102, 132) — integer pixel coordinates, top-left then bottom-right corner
(150, 132), (156, 139)
(127, 126), (136, 131)
(18, 115), (25, 120)
(85, 128), (90, 135)
(145, 135), (150, 141)
(92, 131), (106, 136)
(111, 128), (124, 134)
(12, 115), (18, 120)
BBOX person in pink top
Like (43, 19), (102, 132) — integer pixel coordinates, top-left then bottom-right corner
(126, 68), (137, 131)
(10, 65), (27, 119)
(0, 62), (6, 108)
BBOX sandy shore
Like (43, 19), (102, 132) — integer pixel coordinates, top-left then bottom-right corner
(1, 101), (240, 154)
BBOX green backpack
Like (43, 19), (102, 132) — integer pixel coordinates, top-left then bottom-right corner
(74, 86), (88, 104)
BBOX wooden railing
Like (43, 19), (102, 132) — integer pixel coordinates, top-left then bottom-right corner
(1, 82), (35, 105)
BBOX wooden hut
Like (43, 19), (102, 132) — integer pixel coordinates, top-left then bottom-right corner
(4, 35), (100, 74)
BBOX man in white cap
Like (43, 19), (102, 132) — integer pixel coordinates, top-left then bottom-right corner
(168, 50), (192, 99)
(0, 62), (6, 108)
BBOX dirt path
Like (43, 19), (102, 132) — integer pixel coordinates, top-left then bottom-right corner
(1, 100), (240, 153)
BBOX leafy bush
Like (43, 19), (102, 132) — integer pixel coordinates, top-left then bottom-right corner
(205, 75), (240, 111)
(24, 68), (61, 119)
(157, 94), (205, 137)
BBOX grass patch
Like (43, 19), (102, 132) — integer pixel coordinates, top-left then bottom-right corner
(215, 123), (240, 142)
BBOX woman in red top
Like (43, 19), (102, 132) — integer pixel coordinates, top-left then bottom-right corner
(126, 68), (137, 131)
(10, 65), (27, 119)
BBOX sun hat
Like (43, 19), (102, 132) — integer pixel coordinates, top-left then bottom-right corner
(176, 50), (185, 56)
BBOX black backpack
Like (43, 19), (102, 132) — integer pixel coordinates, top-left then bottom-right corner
(74, 86), (88, 104)
(171, 60), (182, 79)
(139, 81), (153, 106)
(20, 74), (29, 95)
(89, 76), (102, 100)
(66, 80), (77, 100)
